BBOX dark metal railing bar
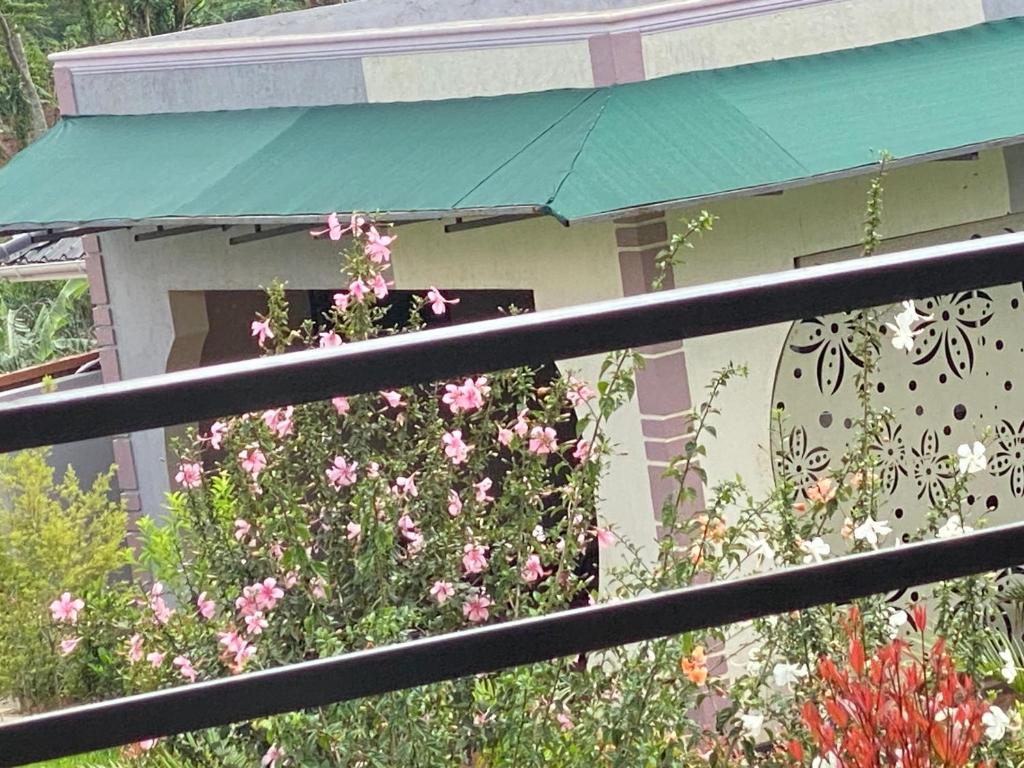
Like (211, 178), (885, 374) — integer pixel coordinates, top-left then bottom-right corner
(1, 232), (1024, 453)
(2, 520), (1023, 766)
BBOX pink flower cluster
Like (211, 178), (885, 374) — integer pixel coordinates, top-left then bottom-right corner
(442, 376), (490, 414)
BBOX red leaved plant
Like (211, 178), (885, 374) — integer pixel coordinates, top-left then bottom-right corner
(797, 605), (990, 767)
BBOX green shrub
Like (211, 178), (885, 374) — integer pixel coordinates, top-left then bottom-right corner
(0, 448), (129, 710)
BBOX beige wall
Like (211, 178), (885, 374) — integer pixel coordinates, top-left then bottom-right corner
(643, 0), (986, 78)
(673, 150), (1011, 503)
(362, 42), (595, 102)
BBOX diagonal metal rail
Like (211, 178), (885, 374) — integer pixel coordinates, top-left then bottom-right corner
(1, 521), (1023, 766)
(0, 232), (1023, 452)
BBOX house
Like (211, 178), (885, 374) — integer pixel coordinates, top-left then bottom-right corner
(0, 0), (1022, 577)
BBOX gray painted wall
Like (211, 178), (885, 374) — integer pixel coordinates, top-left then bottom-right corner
(983, 0), (1024, 19)
(73, 58), (367, 114)
(0, 369), (119, 498)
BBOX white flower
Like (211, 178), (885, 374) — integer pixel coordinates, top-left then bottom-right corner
(811, 754), (839, 768)
(749, 538), (776, 569)
(738, 711), (765, 741)
(744, 648), (762, 676)
(885, 301), (932, 354)
(800, 536), (831, 564)
(984, 705), (1010, 740)
(1000, 649), (1017, 685)
(887, 609), (908, 638)
(772, 662), (808, 689)
(957, 441), (987, 475)
(853, 517), (892, 549)
(532, 525), (546, 543)
(936, 514), (974, 539)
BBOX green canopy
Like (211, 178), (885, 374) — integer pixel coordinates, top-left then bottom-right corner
(2, 17), (1024, 228)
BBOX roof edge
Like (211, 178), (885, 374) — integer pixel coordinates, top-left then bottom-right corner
(51, 0), (831, 72)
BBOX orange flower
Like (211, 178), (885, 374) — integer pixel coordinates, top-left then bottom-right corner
(806, 477), (837, 505)
(688, 542), (705, 566)
(792, 501), (808, 515)
(680, 645), (709, 685)
(840, 517), (854, 539)
(695, 514), (728, 542)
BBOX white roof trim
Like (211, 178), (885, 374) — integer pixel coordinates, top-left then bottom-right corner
(52, 0), (832, 73)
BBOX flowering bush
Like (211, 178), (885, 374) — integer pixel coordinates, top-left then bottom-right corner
(42, 169), (1024, 765)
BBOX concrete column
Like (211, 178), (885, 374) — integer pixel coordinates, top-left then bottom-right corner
(615, 212), (704, 552)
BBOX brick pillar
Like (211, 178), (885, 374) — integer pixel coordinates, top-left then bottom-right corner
(83, 234), (142, 534)
(615, 212), (705, 549)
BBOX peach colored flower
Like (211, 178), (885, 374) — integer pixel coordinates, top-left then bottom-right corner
(806, 477), (837, 505)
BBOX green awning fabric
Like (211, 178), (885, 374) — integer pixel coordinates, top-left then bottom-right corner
(2, 17), (1024, 227)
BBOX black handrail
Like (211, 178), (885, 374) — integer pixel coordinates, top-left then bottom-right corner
(1, 233), (1024, 765)
(1, 232), (1023, 452)
(2, 522), (1023, 766)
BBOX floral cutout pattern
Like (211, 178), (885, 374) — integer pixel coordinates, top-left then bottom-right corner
(774, 426), (830, 495)
(910, 291), (994, 379)
(990, 420), (1024, 498)
(773, 280), (1024, 536)
(788, 313), (864, 395)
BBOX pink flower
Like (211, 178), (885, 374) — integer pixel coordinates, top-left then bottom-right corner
(398, 514), (418, 539)
(497, 426), (514, 446)
(442, 377), (490, 414)
(513, 409), (530, 437)
(393, 474), (418, 497)
(430, 581), (455, 604)
(473, 477), (493, 504)
(447, 490), (463, 517)
(262, 744), (285, 768)
(348, 278), (368, 303)
(234, 518), (252, 542)
(310, 578), (327, 600)
(283, 570), (298, 589)
(227, 642), (256, 675)
(172, 461), (200, 491)
(462, 543), (488, 575)
(311, 211), (343, 240)
(346, 521), (362, 541)
(254, 578), (284, 611)
(250, 318), (274, 345)
(196, 592), (216, 620)
(528, 426), (558, 455)
(146, 651), (166, 668)
(59, 636), (81, 656)
(261, 406), (294, 439)
(127, 633), (144, 663)
(556, 712), (575, 731)
(333, 291), (350, 311)
(326, 456), (358, 489)
(331, 396), (350, 415)
(520, 555), (546, 583)
(370, 273), (391, 300)
(270, 543), (285, 562)
(50, 592), (84, 624)
(173, 655), (197, 683)
(319, 330), (343, 349)
(239, 447), (267, 479)
(205, 420), (228, 450)
(381, 390), (405, 409)
(244, 611), (268, 635)
(566, 376), (596, 407)
(573, 440), (591, 463)
(463, 592), (492, 623)
(218, 630), (245, 655)
(235, 587), (260, 617)
(426, 287), (459, 316)
(364, 226), (395, 263)
(148, 583), (173, 624)
(595, 527), (616, 548)
(442, 430), (473, 465)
